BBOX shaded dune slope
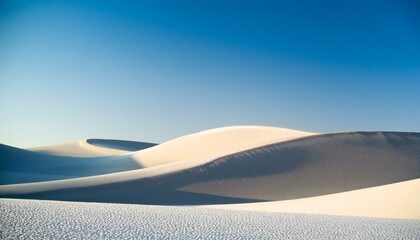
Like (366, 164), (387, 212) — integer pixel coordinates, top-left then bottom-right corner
(2, 132), (419, 205)
(179, 132), (420, 200)
(86, 139), (157, 151)
(0, 144), (140, 185)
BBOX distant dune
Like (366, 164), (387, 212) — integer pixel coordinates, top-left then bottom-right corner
(29, 139), (157, 156)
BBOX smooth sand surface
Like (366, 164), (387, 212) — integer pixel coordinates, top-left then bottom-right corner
(205, 179), (420, 219)
(1, 131), (419, 211)
(29, 139), (156, 156)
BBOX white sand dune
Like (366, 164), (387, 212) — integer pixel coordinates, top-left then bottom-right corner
(176, 131), (420, 201)
(132, 126), (315, 167)
(205, 178), (420, 219)
(1, 130), (419, 214)
(29, 139), (157, 157)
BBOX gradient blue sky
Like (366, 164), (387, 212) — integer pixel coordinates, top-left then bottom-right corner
(1, 0), (420, 147)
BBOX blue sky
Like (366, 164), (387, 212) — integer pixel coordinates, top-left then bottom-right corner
(1, 0), (420, 147)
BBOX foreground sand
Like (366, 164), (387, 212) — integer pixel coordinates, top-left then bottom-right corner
(1, 199), (419, 239)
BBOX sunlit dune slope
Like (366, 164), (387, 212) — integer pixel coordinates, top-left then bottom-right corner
(205, 178), (420, 219)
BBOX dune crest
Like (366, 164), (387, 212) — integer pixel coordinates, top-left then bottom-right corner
(132, 126), (315, 167)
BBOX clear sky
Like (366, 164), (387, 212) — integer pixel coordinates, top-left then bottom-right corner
(1, 0), (420, 148)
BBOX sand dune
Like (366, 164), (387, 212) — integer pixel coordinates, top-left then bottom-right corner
(1, 131), (419, 210)
(177, 131), (420, 201)
(131, 126), (315, 167)
(29, 139), (157, 157)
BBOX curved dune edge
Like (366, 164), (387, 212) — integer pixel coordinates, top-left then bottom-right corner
(1, 131), (419, 207)
(27, 126), (314, 161)
(132, 126), (315, 167)
(204, 179), (420, 220)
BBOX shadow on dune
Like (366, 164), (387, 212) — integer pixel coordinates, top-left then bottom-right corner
(86, 139), (157, 151)
(2, 132), (420, 205)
